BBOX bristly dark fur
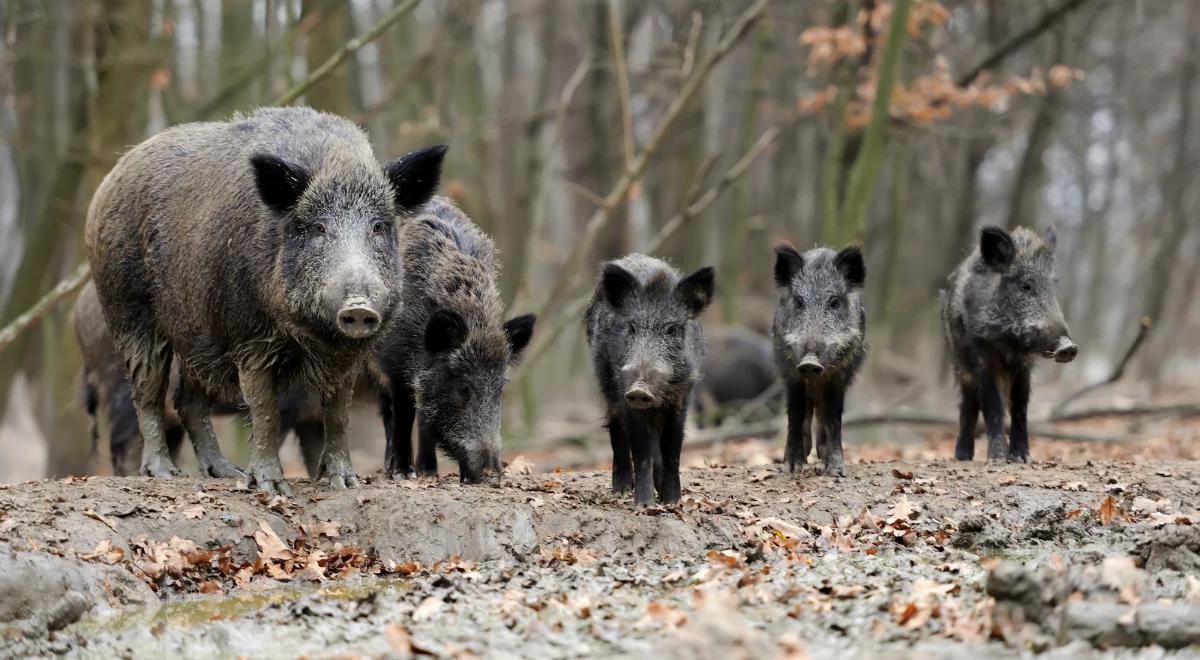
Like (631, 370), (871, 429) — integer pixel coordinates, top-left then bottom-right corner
(585, 254), (714, 507)
(374, 196), (535, 483)
(771, 243), (867, 476)
(940, 225), (1077, 464)
(84, 106), (445, 493)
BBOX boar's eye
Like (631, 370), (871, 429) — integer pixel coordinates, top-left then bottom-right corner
(372, 220), (391, 236)
(793, 295), (805, 310)
(314, 222), (327, 235)
(827, 296), (841, 311)
(625, 321), (637, 335)
(664, 323), (682, 337)
(1020, 282), (1033, 293)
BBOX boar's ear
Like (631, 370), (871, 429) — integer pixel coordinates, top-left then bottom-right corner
(424, 308), (468, 354)
(979, 225), (1016, 270)
(834, 245), (866, 289)
(384, 144), (447, 215)
(676, 266), (716, 317)
(774, 244), (804, 288)
(250, 154), (310, 215)
(601, 263), (639, 310)
(1043, 226), (1058, 251)
(504, 314), (536, 361)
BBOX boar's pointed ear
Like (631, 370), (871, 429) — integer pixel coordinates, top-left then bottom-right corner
(504, 314), (536, 361)
(1044, 226), (1058, 251)
(424, 308), (468, 354)
(979, 225), (1016, 270)
(834, 245), (866, 289)
(601, 263), (639, 309)
(774, 244), (804, 288)
(676, 266), (716, 317)
(385, 144), (447, 215)
(250, 154), (310, 215)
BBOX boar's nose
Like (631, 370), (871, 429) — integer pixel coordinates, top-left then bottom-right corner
(796, 354), (825, 377)
(624, 383), (659, 409)
(336, 296), (381, 339)
(1051, 336), (1078, 363)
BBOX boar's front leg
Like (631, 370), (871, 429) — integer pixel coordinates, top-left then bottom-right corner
(175, 378), (246, 479)
(608, 413), (634, 494)
(382, 382), (417, 479)
(977, 364), (1008, 464)
(954, 378), (980, 461)
(623, 412), (657, 508)
(819, 381), (847, 477)
(239, 367), (290, 496)
(320, 377), (360, 489)
(783, 383), (812, 472)
(1008, 368), (1032, 463)
(657, 408), (685, 505)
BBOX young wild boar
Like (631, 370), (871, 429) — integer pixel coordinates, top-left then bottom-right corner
(586, 255), (714, 507)
(73, 280), (329, 477)
(85, 106), (445, 494)
(772, 244), (866, 477)
(694, 326), (778, 426)
(374, 198), (535, 482)
(942, 226), (1078, 463)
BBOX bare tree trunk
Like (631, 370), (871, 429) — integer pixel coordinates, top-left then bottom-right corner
(1005, 27), (1067, 230)
(302, 0), (350, 116)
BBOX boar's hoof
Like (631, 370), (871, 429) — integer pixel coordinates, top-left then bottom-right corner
(139, 453), (180, 479)
(198, 455), (248, 480)
(327, 473), (360, 490)
(389, 469), (416, 481)
(249, 464), (293, 497)
(322, 458), (360, 490)
(954, 449), (974, 461)
(612, 472), (633, 494)
(823, 460), (846, 478)
(1008, 451), (1031, 464)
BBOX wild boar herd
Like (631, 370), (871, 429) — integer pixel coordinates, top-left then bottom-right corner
(72, 107), (1078, 508)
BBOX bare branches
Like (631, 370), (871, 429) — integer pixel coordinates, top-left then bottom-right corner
(0, 263), (90, 355)
(273, 0), (422, 106)
(955, 0), (1101, 87)
(1051, 317), (1152, 417)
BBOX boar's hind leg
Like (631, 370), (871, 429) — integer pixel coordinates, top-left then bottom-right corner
(657, 409), (685, 505)
(819, 383), (847, 477)
(977, 366), (1008, 463)
(382, 383), (417, 479)
(120, 335), (178, 478)
(783, 383), (812, 472)
(294, 421), (325, 479)
(608, 414), (634, 494)
(623, 413), (657, 508)
(176, 379), (246, 479)
(954, 379), (980, 461)
(238, 368), (291, 496)
(1007, 369), (1032, 464)
(320, 378), (360, 490)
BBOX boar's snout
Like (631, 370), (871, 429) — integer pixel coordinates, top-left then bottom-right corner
(1049, 335), (1078, 363)
(624, 383), (659, 409)
(336, 297), (381, 339)
(796, 354), (825, 377)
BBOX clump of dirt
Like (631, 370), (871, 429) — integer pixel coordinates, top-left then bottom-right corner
(1, 459), (1198, 657)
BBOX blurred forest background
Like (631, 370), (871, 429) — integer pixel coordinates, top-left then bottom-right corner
(1, 0), (1198, 481)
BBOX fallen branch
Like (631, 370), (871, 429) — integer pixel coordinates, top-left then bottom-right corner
(273, 0), (422, 106)
(1050, 403), (1200, 423)
(0, 262), (90, 354)
(1051, 316), (1151, 417)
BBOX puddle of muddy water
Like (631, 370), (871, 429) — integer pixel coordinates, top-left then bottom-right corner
(74, 578), (410, 635)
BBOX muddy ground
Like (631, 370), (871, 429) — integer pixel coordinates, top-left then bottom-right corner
(2, 440), (1199, 659)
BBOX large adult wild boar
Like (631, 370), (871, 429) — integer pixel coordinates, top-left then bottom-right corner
(85, 107), (445, 494)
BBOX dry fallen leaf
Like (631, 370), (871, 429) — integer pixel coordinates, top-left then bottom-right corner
(1098, 496), (1119, 525)
(507, 455), (535, 475)
(84, 509), (118, 532)
(80, 539), (125, 564)
(891, 468), (914, 480)
(181, 505), (205, 520)
(386, 622), (413, 654)
(300, 521), (340, 539)
(197, 579), (222, 595)
(254, 520), (292, 561)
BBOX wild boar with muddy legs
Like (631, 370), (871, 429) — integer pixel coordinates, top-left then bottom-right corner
(941, 226), (1078, 464)
(586, 255), (714, 507)
(85, 106), (445, 494)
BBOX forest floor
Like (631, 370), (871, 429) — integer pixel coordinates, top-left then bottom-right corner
(2, 415), (1199, 658)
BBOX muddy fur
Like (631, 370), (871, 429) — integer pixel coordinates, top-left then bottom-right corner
(772, 244), (866, 476)
(941, 225), (1077, 464)
(585, 254), (714, 507)
(84, 106), (444, 493)
(374, 197), (535, 482)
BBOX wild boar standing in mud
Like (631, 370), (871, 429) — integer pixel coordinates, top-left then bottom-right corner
(374, 197), (535, 482)
(772, 244), (866, 477)
(586, 255), (714, 507)
(85, 106), (445, 494)
(942, 226), (1078, 464)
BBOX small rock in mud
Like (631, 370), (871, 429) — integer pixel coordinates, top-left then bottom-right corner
(1021, 504), (1085, 543)
(950, 514), (1009, 551)
(1133, 524), (1200, 573)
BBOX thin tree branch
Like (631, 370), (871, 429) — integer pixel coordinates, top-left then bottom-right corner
(607, 0), (635, 169)
(0, 263), (90, 354)
(272, 0), (422, 106)
(955, 0), (1100, 87)
(1051, 317), (1152, 417)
